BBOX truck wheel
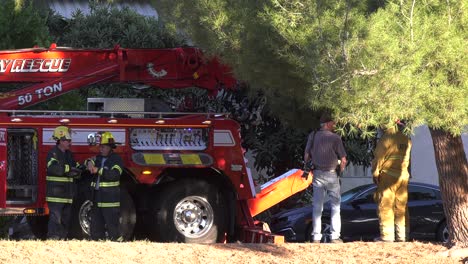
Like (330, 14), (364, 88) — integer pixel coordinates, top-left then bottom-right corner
(152, 179), (227, 243)
(69, 175), (93, 239)
(26, 215), (48, 240)
(69, 188), (136, 240)
(119, 189), (136, 240)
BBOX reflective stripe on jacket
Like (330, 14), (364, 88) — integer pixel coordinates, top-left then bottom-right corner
(90, 152), (123, 207)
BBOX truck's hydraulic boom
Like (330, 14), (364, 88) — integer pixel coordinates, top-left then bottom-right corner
(0, 44), (236, 110)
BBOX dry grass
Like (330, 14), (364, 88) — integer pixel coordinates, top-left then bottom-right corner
(0, 240), (466, 264)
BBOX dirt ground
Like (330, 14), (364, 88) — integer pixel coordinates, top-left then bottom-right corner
(0, 240), (466, 264)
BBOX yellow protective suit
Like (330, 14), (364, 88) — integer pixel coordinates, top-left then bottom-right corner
(372, 127), (412, 242)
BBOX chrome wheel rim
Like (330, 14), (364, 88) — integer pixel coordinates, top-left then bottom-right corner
(79, 200), (93, 236)
(173, 196), (214, 239)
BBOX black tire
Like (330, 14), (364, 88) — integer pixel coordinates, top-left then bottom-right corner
(305, 220), (331, 243)
(304, 223), (312, 242)
(69, 185), (136, 241)
(69, 175), (93, 239)
(119, 189), (136, 240)
(436, 220), (449, 243)
(26, 215), (48, 240)
(151, 179), (227, 243)
(321, 222), (331, 243)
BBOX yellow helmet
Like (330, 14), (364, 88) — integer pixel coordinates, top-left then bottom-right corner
(99, 131), (121, 147)
(51, 126), (72, 141)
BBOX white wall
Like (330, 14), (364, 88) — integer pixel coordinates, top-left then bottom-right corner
(410, 125), (439, 186)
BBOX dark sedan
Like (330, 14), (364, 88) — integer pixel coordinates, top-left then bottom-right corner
(269, 182), (447, 243)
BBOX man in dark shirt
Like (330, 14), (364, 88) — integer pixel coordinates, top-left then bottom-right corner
(304, 113), (347, 243)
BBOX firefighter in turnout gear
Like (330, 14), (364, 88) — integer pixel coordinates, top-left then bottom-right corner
(86, 132), (124, 241)
(372, 121), (412, 242)
(46, 126), (81, 239)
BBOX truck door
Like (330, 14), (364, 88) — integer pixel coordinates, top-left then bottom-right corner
(0, 128), (6, 208)
(5, 129), (39, 206)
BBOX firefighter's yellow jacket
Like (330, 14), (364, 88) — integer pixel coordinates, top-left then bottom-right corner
(372, 127), (412, 178)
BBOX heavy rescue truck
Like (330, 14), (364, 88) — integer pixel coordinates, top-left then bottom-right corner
(0, 44), (312, 243)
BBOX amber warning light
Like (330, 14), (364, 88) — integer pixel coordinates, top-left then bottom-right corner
(23, 208), (37, 214)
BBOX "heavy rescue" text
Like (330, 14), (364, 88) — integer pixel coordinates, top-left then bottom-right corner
(0, 59), (71, 73)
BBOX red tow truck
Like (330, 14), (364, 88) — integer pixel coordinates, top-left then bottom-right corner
(0, 44), (312, 243)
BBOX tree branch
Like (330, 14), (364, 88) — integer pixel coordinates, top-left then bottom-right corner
(446, 0), (452, 26)
(341, 0), (350, 63)
(353, 69), (378, 76)
(410, 0), (416, 42)
(400, 0), (411, 21)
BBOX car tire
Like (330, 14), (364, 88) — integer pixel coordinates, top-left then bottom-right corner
(321, 222), (331, 243)
(151, 178), (227, 243)
(436, 220), (449, 243)
(305, 223), (312, 242)
(304, 221), (331, 243)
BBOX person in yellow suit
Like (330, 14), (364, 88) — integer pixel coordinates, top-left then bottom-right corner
(372, 120), (412, 242)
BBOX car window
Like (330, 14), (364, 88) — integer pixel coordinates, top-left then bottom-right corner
(353, 188), (376, 203)
(361, 192), (375, 203)
(341, 185), (373, 202)
(408, 185), (438, 201)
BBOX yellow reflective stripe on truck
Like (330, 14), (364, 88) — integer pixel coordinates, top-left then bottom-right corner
(143, 154), (165, 165)
(142, 153), (203, 165)
(180, 154), (202, 165)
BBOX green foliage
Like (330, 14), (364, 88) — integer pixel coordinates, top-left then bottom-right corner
(59, 2), (185, 48)
(154, 0), (467, 136)
(153, 0), (314, 127)
(243, 116), (308, 179)
(32, 91), (87, 111)
(344, 0), (468, 135)
(0, 0), (50, 49)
